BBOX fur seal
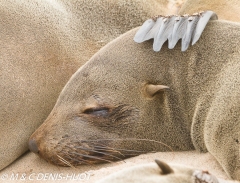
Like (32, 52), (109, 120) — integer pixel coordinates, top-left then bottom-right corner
(29, 18), (240, 180)
(0, 0), (174, 170)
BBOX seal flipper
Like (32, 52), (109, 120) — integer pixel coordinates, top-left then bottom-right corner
(192, 11), (218, 45)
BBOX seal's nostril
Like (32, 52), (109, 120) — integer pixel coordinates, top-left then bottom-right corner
(28, 139), (39, 153)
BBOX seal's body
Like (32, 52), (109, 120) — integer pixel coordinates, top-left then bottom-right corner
(0, 0), (172, 170)
(29, 20), (240, 180)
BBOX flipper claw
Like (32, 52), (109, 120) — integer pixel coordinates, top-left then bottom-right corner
(134, 11), (218, 52)
(192, 11), (218, 45)
(181, 15), (200, 51)
(153, 16), (175, 51)
(144, 18), (163, 41)
(168, 16), (187, 49)
(133, 19), (155, 43)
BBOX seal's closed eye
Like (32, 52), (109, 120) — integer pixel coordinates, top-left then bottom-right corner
(83, 107), (110, 117)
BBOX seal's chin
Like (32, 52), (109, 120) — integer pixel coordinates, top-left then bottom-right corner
(29, 138), (135, 167)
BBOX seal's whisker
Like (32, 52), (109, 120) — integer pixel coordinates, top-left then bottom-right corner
(72, 145), (125, 162)
(68, 152), (113, 163)
(86, 143), (125, 156)
(86, 141), (153, 155)
(69, 156), (93, 165)
(57, 155), (75, 168)
(106, 148), (152, 153)
(117, 153), (141, 156)
(71, 157), (93, 165)
(85, 141), (125, 157)
(85, 138), (174, 152)
(93, 147), (125, 157)
(64, 152), (93, 165)
(65, 152), (92, 165)
(86, 141), (157, 153)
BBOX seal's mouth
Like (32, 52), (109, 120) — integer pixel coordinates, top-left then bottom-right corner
(55, 146), (125, 166)
(38, 139), (135, 166)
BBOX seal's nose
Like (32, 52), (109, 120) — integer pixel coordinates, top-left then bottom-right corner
(28, 139), (39, 153)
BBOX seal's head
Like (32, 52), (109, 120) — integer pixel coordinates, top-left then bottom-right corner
(29, 28), (194, 166)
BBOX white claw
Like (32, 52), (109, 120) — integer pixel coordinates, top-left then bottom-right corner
(143, 18), (163, 41)
(181, 16), (200, 51)
(168, 16), (188, 49)
(133, 19), (155, 43)
(153, 16), (175, 52)
(133, 11), (218, 52)
(192, 11), (218, 45)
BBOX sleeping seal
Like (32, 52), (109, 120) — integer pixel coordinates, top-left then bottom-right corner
(29, 19), (240, 180)
(0, 0), (173, 170)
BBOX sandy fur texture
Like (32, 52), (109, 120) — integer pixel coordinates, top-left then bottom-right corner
(2, 0), (240, 182)
(0, 0), (175, 171)
(30, 19), (240, 180)
(35, 21), (240, 179)
(95, 21), (240, 179)
(179, 0), (240, 22)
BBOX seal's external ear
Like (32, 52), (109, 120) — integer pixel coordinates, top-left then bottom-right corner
(144, 84), (169, 98)
(155, 159), (174, 175)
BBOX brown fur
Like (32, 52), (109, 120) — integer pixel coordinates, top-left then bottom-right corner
(29, 20), (240, 179)
(0, 0), (174, 170)
(179, 0), (240, 22)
